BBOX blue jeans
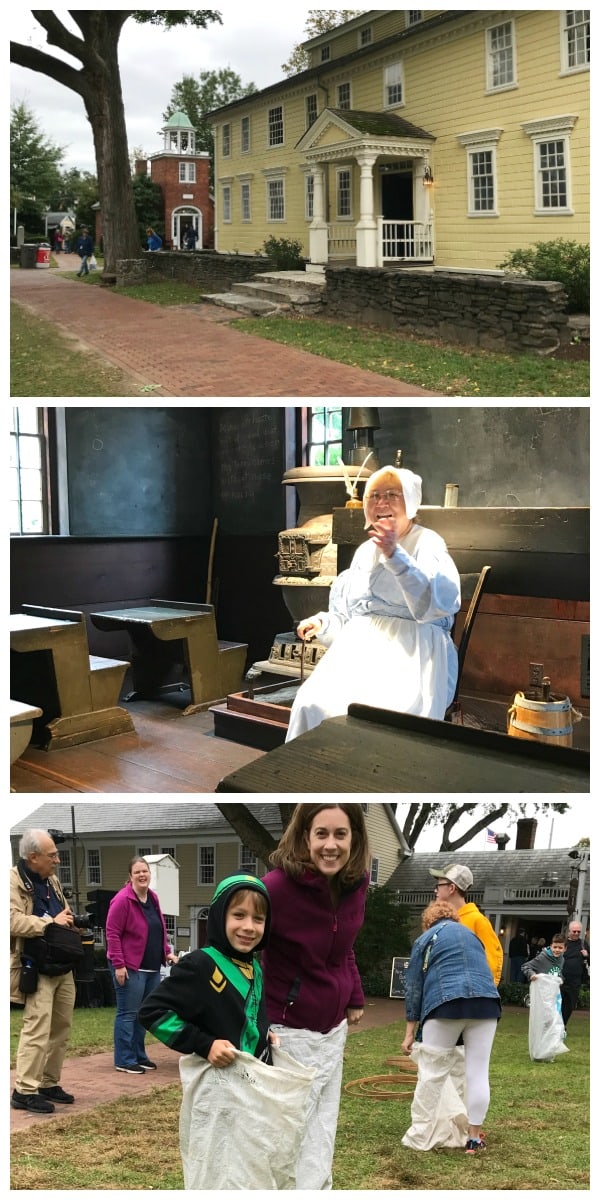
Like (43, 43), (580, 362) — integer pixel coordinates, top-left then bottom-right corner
(77, 256), (90, 276)
(109, 966), (161, 1067)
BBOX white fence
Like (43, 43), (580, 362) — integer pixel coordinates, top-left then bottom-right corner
(379, 219), (434, 262)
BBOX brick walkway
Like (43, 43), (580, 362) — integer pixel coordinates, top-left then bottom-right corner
(11, 259), (439, 398)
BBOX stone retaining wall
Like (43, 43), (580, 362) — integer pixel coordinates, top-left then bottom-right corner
(117, 250), (274, 290)
(323, 266), (569, 355)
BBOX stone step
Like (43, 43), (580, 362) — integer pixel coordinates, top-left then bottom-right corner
(254, 270), (326, 294)
(201, 291), (279, 316)
(231, 280), (323, 305)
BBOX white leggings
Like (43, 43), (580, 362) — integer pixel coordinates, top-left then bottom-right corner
(422, 1018), (497, 1126)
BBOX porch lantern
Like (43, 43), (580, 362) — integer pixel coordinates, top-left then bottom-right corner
(422, 164), (435, 187)
(346, 408), (380, 468)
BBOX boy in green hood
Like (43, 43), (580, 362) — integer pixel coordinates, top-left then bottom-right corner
(139, 875), (272, 1065)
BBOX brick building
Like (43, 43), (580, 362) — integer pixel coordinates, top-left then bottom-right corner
(136, 110), (214, 249)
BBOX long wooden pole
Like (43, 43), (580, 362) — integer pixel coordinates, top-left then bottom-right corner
(206, 517), (218, 605)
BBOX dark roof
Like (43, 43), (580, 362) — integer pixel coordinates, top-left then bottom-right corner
(9, 803), (282, 839)
(325, 108), (435, 141)
(207, 11), (475, 119)
(388, 849), (584, 892)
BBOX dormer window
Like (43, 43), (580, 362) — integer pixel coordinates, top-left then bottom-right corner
(408, 11), (423, 24)
(360, 27), (372, 46)
(321, 45), (330, 62)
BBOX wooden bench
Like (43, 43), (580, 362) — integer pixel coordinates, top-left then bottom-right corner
(10, 698), (43, 761)
(12, 605), (134, 750)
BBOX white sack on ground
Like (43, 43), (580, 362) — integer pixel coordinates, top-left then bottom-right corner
(401, 1042), (469, 1151)
(528, 973), (569, 1062)
(178, 1046), (316, 1190)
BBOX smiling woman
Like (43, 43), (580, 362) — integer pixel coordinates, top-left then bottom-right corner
(261, 804), (370, 1189)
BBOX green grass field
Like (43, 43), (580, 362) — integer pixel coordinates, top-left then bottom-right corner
(10, 1006), (589, 1190)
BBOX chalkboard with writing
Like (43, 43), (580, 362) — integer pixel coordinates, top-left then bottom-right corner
(390, 957), (410, 999)
(211, 408), (287, 534)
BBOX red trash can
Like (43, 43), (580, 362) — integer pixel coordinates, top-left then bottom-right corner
(36, 243), (51, 268)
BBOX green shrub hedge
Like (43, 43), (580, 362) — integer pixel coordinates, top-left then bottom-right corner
(498, 238), (590, 313)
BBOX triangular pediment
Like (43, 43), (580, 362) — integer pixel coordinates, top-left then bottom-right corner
(297, 109), (363, 153)
(296, 108), (435, 154)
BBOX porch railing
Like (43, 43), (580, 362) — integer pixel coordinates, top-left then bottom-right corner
(379, 219), (434, 263)
(327, 223), (357, 259)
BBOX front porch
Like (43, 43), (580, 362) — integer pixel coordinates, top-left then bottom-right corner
(327, 218), (434, 265)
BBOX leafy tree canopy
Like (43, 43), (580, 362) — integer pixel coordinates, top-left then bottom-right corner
(282, 10), (365, 76)
(10, 100), (64, 214)
(164, 68), (257, 175)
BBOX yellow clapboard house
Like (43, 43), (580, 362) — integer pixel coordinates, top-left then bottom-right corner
(209, 9), (589, 271)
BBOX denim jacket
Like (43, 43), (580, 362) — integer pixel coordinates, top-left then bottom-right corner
(404, 919), (500, 1023)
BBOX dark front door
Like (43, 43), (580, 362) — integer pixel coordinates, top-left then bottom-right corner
(382, 172), (414, 221)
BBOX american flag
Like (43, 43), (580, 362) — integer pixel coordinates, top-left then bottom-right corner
(486, 828), (497, 844)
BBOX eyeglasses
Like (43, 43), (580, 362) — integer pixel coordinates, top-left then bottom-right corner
(365, 490), (404, 504)
(434, 881), (451, 889)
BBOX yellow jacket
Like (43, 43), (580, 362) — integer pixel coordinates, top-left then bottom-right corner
(457, 902), (503, 985)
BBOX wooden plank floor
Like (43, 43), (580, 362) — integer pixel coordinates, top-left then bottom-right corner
(10, 700), (265, 794)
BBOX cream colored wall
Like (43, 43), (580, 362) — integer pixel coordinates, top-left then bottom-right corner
(364, 804), (404, 885)
(212, 10), (589, 269)
(308, 11), (446, 65)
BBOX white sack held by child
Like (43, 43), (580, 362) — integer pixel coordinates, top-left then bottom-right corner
(401, 1042), (469, 1151)
(179, 1046), (316, 1190)
(528, 973), (569, 1062)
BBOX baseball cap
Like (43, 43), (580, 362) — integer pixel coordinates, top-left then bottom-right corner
(429, 864), (474, 891)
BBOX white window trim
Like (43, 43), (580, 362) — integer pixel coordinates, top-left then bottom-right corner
(267, 104), (285, 149)
(383, 60), (405, 110)
(241, 115), (251, 154)
(560, 9), (590, 75)
(222, 123), (231, 158)
(336, 166), (353, 220)
(522, 115), (576, 215)
(265, 175), (286, 222)
(240, 179), (252, 222)
(457, 128), (503, 218)
(359, 26), (372, 47)
(304, 171), (314, 221)
(86, 847), (102, 887)
(198, 843), (216, 886)
(336, 81), (352, 109)
(485, 19), (518, 94)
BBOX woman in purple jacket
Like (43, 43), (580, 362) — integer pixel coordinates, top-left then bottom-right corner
(262, 804), (370, 1189)
(106, 857), (177, 1074)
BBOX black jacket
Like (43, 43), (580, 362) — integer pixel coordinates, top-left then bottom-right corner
(561, 938), (590, 986)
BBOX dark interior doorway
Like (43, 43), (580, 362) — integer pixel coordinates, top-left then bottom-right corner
(382, 171), (414, 221)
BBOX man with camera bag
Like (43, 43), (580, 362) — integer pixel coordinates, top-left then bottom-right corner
(10, 829), (79, 1113)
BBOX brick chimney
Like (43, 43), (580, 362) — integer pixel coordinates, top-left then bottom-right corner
(515, 818), (537, 849)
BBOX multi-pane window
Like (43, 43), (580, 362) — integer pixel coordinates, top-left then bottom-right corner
(537, 140), (568, 209)
(384, 62), (404, 107)
(305, 174), (314, 220)
(321, 45), (330, 62)
(179, 162), (196, 183)
(487, 21), (515, 89)
(408, 11), (423, 24)
(336, 168), (352, 218)
(563, 10), (590, 69)
(199, 845), (215, 885)
(222, 123), (231, 157)
(239, 844), (258, 873)
(267, 178), (285, 220)
(306, 93), (318, 129)
(10, 407), (48, 534)
(241, 181), (251, 221)
(222, 184), (232, 222)
(137, 846), (152, 858)
(470, 150), (495, 212)
(57, 849), (73, 890)
(307, 407), (343, 466)
(160, 846), (176, 859)
(370, 857), (380, 885)
(87, 849), (101, 886)
(241, 115), (250, 153)
(337, 82), (351, 109)
(268, 105), (284, 146)
(164, 914), (176, 944)
(360, 26), (372, 46)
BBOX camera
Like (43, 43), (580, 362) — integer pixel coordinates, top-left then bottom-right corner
(71, 913), (93, 929)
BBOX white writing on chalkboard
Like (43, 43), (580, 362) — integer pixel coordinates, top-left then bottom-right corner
(390, 957), (410, 999)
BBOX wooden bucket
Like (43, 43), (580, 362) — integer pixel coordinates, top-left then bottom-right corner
(507, 690), (574, 748)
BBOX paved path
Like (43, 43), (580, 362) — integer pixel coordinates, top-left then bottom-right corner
(10, 996), (403, 1131)
(11, 259), (439, 397)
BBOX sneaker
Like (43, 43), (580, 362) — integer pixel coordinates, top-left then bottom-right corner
(465, 1138), (486, 1155)
(137, 1060), (157, 1070)
(115, 1065), (145, 1075)
(39, 1085), (75, 1104)
(11, 1089), (55, 1113)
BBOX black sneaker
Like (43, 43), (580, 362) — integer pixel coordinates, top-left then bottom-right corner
(137, 1060), (157, 1070)
(11, 1090), (55, 1113)
(465, 1138), (486, 1155)
(39, 1085), (75, 1104)
(115, 1065), (145, 1075)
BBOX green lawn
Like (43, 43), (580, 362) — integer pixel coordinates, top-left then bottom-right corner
(10, 302), (146, 398)
(10, 1007), (589, 1190)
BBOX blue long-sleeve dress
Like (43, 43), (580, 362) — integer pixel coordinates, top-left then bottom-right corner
(286, 524), (461, 741)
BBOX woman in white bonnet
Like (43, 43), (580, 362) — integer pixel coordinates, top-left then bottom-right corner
(286, 465), (461, 741)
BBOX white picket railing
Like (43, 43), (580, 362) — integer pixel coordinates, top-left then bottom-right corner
(327, 223), (357, 259)
(379, 219), (434, 262)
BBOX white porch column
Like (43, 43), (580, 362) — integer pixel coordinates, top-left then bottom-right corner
(355, 152), (378, 268)
(308, 163), (328, 264)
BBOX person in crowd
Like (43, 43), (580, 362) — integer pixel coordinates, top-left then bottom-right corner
(401, 900), (501, 1155)
(508, 928), (530, 981)
(139, 875), (271, 1063)
(75, 226), (94, 276)
(522, 932), (566, 983)
(286, 465), (460, 741)
(54, 229), (63, 253)
(106, 857), (177, 1074)
(261, 804), (369, 1189)
(146, 227), (163, 251)
(184, 224), (198, 250)
(10, 829), (78, 1113)
(429, 864), (503, 985)
(560, 920), (590, 1027)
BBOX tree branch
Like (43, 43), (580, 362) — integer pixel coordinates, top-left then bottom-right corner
(10, 41), (86, 98)
(215, 804), (279, 866)
(442, 804), (510, 851)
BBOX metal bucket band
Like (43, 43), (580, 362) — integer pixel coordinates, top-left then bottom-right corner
(509, 717), (573, 737)
(515, 692), (571, 713)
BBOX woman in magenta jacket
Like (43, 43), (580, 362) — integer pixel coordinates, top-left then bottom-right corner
(262, 804), (370, 1189)
(106, 857), (176, 1074)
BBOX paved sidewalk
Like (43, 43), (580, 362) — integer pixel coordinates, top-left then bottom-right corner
(10, 996), (403, 1131)
(11, 261), (440, 398)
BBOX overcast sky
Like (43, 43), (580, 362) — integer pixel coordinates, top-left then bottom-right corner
(397, 801), (590, 852)
(10, 6), (316, 174)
